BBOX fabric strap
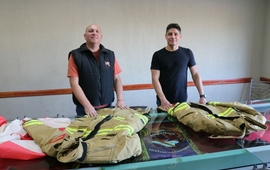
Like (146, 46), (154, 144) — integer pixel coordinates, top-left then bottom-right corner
(78, 141), (88, 162)
(82, 115), (113, 141)
(189, 102), (237, 120)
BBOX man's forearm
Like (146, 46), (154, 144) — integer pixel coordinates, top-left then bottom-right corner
(152, 79), (166, 100)
(193, 74), (204, 95)
(71, 84), (92, 107)
(114, 78), (124, 101)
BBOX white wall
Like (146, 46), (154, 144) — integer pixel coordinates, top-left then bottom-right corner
(0, 0), (268, 120)
(262, 0), (270, 78)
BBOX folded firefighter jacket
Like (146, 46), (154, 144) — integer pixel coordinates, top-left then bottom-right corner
(159, 101), (267, 138)
(23, 107), (150, 164)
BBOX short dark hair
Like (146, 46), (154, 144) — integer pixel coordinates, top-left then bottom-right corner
(166, 23), (181, 33)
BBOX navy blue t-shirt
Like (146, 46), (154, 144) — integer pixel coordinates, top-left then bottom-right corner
(150, 47), (196, 105)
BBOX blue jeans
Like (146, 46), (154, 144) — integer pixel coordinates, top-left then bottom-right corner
(76, 104), (112, 117)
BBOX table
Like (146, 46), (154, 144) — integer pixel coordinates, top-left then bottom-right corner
(1, 103), (270, 170)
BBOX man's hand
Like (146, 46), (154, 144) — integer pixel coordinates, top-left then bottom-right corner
(199, 97), (207, 104)
(160, 98), (172, 111)
(84, 105), (98, 117)
(116, 100), (129, 109)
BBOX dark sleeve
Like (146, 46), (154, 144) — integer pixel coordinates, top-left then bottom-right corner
(150, 52), (160, 70)
(187, 49), (196, 67)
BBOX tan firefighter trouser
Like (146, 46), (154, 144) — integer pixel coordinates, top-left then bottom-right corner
(159, 101), (267, 138)
(23, 107), (150, 164)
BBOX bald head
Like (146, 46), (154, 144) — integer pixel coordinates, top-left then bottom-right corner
(85, 24), (102, 34)
(84, 24), (103, 45)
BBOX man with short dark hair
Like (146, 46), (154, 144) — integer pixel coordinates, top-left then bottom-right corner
(150, 23), (206, 110)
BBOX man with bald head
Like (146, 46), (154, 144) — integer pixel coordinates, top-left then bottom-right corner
(68, 24), (128, 117)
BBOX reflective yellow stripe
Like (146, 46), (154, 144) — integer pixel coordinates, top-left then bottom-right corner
(67, 124), (134, 137)
(95, 129), (114, 136)
(135, 113), (148, 125)
(82, 131), (91, 137)
(96, 125), (134, 136)
(218, 107), (235, 117)
(100, 115), (124, 121)
(66, 127), (91, 136)
(66, 113), (143, 137)
(65, 127), (75, 134)
(100, 113), (148, 125)
(168, 102), (189, 116)
(208, 101), (220, 106)
(206, 107), (235, 119)
(84, 125), (134, 137)
(113, 116), (125, 121)
(114, 125), (134, 136)
(23, 120), (44, 127)
(206, 114), (215, 119)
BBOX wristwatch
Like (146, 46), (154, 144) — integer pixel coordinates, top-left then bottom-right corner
(200, 94), (207, 99)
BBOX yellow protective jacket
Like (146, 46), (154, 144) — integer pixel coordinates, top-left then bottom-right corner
(159, 101), (267, 138)
(23, 107), (150, 164)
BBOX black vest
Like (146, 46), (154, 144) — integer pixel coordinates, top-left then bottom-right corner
(69, 43), (115, 106)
